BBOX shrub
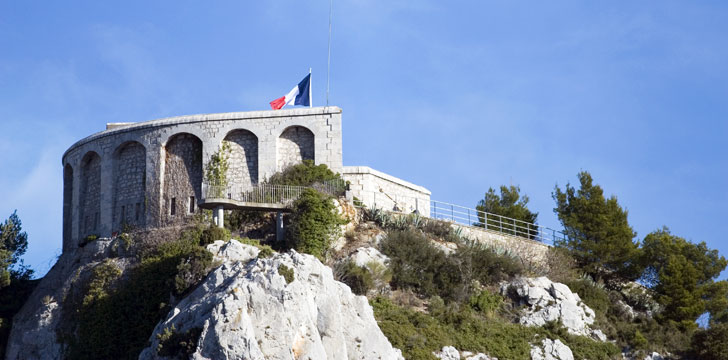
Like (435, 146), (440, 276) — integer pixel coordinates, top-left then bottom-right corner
(173, 246), (213, 295)
(381, 229), (523, 302)
(267, 160), (340, 186)
(82, 260), (122, 306)
(469, 290), (503, 317)
(380, 229), (456, 298)
(199, 226), (231, 246)
(287, 189), (346, 259)
(631, 330), (648, 350)
(64, 233), (214, 360)
(335, 261), (373, 295)
(156, 325), (202, 358)
(565, 277), (610, 315)
(234, 237), (274, 258)
(278, 264), (294, 284)
(691, 322), (728, 360)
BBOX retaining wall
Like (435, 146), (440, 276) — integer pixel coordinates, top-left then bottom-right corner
(343, 166), (431, 217)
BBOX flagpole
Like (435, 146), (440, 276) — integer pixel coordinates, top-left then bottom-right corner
(309, 68), (312, 108)
(326, 0), (332, 107)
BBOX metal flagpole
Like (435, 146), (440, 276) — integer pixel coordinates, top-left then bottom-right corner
(326, 0), (332, 107)
(309, 68), (312, 108)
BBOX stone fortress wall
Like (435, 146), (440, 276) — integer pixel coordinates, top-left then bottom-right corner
(61, 107), (344, 251)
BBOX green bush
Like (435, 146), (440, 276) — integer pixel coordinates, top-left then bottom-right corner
(267, 160), (340, 186)
(335, 261), (374, 295)
(173, 246), (213, 295)
(235, 237), (274, 258)
(82, 260), (122, 306)
(380, 229), (456, 298)
(469, 290), (503, 317)
(691, 322), (728, 360)
(64, 231), (214, 360)
(199, 226), (231, 246)
(278, 264), (294, 284)
(287, 188), (346, 259)
(381, 229), (523, 302)
(565, 277), (610, 315)
(156, 325), (202, 358)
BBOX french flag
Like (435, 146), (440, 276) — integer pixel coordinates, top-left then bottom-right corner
(270, 73), (311, 110)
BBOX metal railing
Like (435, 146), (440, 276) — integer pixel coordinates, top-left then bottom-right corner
(430, 200), (565, 246)
(202, 179), (347, 207)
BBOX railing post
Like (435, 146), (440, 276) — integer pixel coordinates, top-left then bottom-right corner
(451, 205), (454, 222)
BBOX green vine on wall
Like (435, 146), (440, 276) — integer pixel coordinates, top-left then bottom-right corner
(204, 141), (231, 186)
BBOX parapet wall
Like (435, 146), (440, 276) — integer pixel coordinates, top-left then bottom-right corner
(61, 107), (343, 251)
(343, 166), (431, 216)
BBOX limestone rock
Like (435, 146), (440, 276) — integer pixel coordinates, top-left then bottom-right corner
(5, 238), (116, 360)
(530, 339), (574, 360)
(348, 246), (389, 269)
(139, 240), (403, 360)
(434, 346), (460, 360)
(501, 277), (605, 340)
(434, 346), (496, 360)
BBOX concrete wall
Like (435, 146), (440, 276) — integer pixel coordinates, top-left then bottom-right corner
(343, 166), (431, 217)
(61, 107), (343, 250)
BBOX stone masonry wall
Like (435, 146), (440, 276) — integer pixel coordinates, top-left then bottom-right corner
(456, 225), (550, 271)
(61, 107), (343, 250)
(79, 153), (101, 238)
(343, 166), (431, 217)
(224, 130), (258, 187)
(112, 142), (146, 231)
(63, 165), (73, 250)
(163, 134), (203, 225)
(277, 126), (314, 171)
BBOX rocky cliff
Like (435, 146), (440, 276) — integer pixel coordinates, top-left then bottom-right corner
(139, 240), (403, 359)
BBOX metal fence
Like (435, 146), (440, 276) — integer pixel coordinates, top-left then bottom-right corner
(202, 179), (347, 206)
(430, 200), (565, 246)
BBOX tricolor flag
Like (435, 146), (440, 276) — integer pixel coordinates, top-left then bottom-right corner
(270, 73), (311, 110)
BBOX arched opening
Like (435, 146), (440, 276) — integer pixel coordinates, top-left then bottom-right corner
(112, 141), (147, 231)
(224, 129), (258, 188)
(63, 164), (73, 248)
(163, 133), (202, 223)
(79, 151), (101, 239)
(277, 126), (314, 171)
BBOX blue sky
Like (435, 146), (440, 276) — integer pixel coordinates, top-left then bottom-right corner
(1, 1), (727, 277)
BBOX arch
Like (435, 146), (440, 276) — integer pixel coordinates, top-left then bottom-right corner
(224, 129), (258, 187)
(112, 141), (147, 231)
(78, 151), (101, 238)
(163, 133), (203, 223)
(63, 164), (73, 248)
(277, 126), (314, 171)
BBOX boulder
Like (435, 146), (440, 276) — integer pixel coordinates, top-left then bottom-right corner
(530, 339), (574, 360)
(501, 277), (605, 340)
(434, 346), (496, 360)
(348, 246), (389, 269)
(139, 240), (403, 360)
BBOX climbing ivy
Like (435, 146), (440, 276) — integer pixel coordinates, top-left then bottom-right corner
(204, 141), (231, 186)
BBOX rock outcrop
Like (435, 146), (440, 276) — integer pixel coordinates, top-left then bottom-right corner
(139, 240), (403, 360)
(530, 339), (574, 360)
(433, 346), (496, 360)
(5, 238), (121, 360)
(501, 277), (606, 341)
(348, 246), (389, 269)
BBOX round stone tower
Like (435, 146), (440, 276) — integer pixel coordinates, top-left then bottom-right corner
(61, 107), (343, 251)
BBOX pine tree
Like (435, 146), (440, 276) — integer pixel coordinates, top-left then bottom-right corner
(553, 171), (640, 285)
